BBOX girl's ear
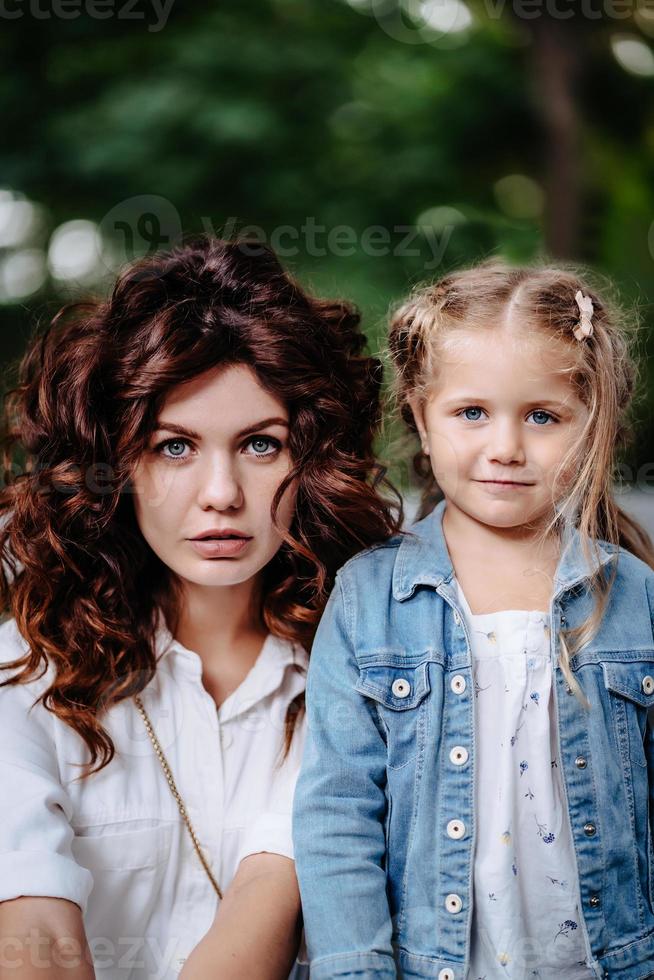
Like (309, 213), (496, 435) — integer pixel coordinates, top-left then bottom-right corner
(408, 396), (430, 454)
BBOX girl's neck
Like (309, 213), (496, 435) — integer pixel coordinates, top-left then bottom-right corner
(442, 500), (561, 614)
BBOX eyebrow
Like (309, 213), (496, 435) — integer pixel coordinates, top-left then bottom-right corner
(440, 396), (570, 410)
(154, 417), (290, 440)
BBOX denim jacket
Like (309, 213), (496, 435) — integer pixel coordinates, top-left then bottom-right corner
(293, 499), (654, 980)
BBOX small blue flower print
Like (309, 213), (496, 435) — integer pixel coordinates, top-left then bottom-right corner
(519, 760), (528, 776)
(554, 919), (578, 940)
(530, 691), (540, 706)
(488, 892), (497, 902)
(512, 862), (518, 876)
(527, 657), (537, 670)
(534, 816), (556, 843)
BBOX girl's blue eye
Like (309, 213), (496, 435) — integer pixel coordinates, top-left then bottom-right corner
(245, 436), (281, 457)
(530, 410), (554, 425)
(462, 407), (483, 421)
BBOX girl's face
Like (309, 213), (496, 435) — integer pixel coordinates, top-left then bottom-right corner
(410, 327), (589, 531)
(131, 363), (297, 592)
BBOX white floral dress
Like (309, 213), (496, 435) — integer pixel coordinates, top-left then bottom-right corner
(453, 578), (594, 980)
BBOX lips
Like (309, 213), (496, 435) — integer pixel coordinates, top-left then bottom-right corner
(189, 529), (252, 541)
(188, 533), (252, 559)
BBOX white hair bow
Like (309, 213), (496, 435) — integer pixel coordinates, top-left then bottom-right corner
(573, 290), (594, 341)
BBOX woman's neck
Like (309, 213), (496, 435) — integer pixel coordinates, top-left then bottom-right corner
(174, 578), (266, 668)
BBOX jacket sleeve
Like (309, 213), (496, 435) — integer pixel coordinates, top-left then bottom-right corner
(292, 573), (396, 980)
(646, 578), (654, 852)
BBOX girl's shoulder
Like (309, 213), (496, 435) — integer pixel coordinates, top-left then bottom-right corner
(336, 531), (405, 581)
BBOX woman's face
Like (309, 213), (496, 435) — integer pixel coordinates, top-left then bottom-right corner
(131, 363), (297, 591)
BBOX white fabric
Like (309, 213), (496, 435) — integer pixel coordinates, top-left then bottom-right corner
(453, 579), (594, 980)
(0, 614), (308, 979)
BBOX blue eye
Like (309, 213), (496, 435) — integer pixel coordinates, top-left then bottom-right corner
(461, 407), (484, 421)
(157, 439), (190, 460)
(245, 436), (281, 457)
(530, 410), (555, 425)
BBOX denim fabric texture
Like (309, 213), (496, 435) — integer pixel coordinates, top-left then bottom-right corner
(293, 499), (654, 980)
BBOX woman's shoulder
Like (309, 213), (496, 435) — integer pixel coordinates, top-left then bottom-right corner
(0, 616), (34, 676)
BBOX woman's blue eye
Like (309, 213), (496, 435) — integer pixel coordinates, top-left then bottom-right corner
(159, 439), (189, 459)
(245, 436), (280, 456)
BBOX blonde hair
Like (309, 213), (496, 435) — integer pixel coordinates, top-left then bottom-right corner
(388, 259), (654, 702)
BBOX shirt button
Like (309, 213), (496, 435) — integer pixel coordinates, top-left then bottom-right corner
(392, 678), (411, 699)
(439, 970), (455, 980)
(449, 746), (469, 766)
(575, 756), (587, 769)
(446, 819), (466, 839)
(583, 822), (597, 837)
(589, 894), (601, 908)
(450, 674), (466, 695)
(445, 893), (463, 914)
(220, 729), (233, 749)
(642, 675), (654, 695)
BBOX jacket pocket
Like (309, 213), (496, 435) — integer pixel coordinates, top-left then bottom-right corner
(602, 661), (654, 770)
(356, 661), (431, 769)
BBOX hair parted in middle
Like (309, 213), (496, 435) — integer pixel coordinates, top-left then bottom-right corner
(0, 236), (401, 775)
(388, 257), (654, 703)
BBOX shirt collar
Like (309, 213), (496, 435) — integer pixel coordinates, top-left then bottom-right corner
(392, 497), (615, 602)
(153, 611), (307, 722)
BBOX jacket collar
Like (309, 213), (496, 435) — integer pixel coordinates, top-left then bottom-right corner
(392, 498), (615, 602)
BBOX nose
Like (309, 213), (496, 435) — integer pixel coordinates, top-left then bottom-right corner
(196, 455), (244, 511)
(486, 418), (526, 466)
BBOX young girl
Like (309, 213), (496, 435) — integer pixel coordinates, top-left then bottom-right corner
(0, 237), (399, 980)
(293, 261), (654, 980)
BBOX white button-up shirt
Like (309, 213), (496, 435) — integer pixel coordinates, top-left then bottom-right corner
(0, 615), (308, 979)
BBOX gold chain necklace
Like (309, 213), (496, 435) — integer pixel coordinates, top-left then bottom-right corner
(134, 694), (223, 900)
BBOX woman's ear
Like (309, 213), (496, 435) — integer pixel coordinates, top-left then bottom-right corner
(408, 396), (430, 455)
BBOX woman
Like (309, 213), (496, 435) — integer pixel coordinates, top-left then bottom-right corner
(0, 237), (399, 980)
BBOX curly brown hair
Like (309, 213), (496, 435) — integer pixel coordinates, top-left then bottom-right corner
(0, 236), (401, 775)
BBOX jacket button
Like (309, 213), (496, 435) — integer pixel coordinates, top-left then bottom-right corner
(583, 822), (597, 837)
(438, 970), (455, 980)
(565, 685), (573, 695)
(575, 756), (587, 769)
(391, 678), (411, 698)
(453, 610), (462, 626)
(589, 894), (601, 908)
(446, 819), (466, 839)
(449, 746), (469, 766)
(445, 893), (463, 913)
(642, 675), (654, 695)
(451, 674), (466, 695)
